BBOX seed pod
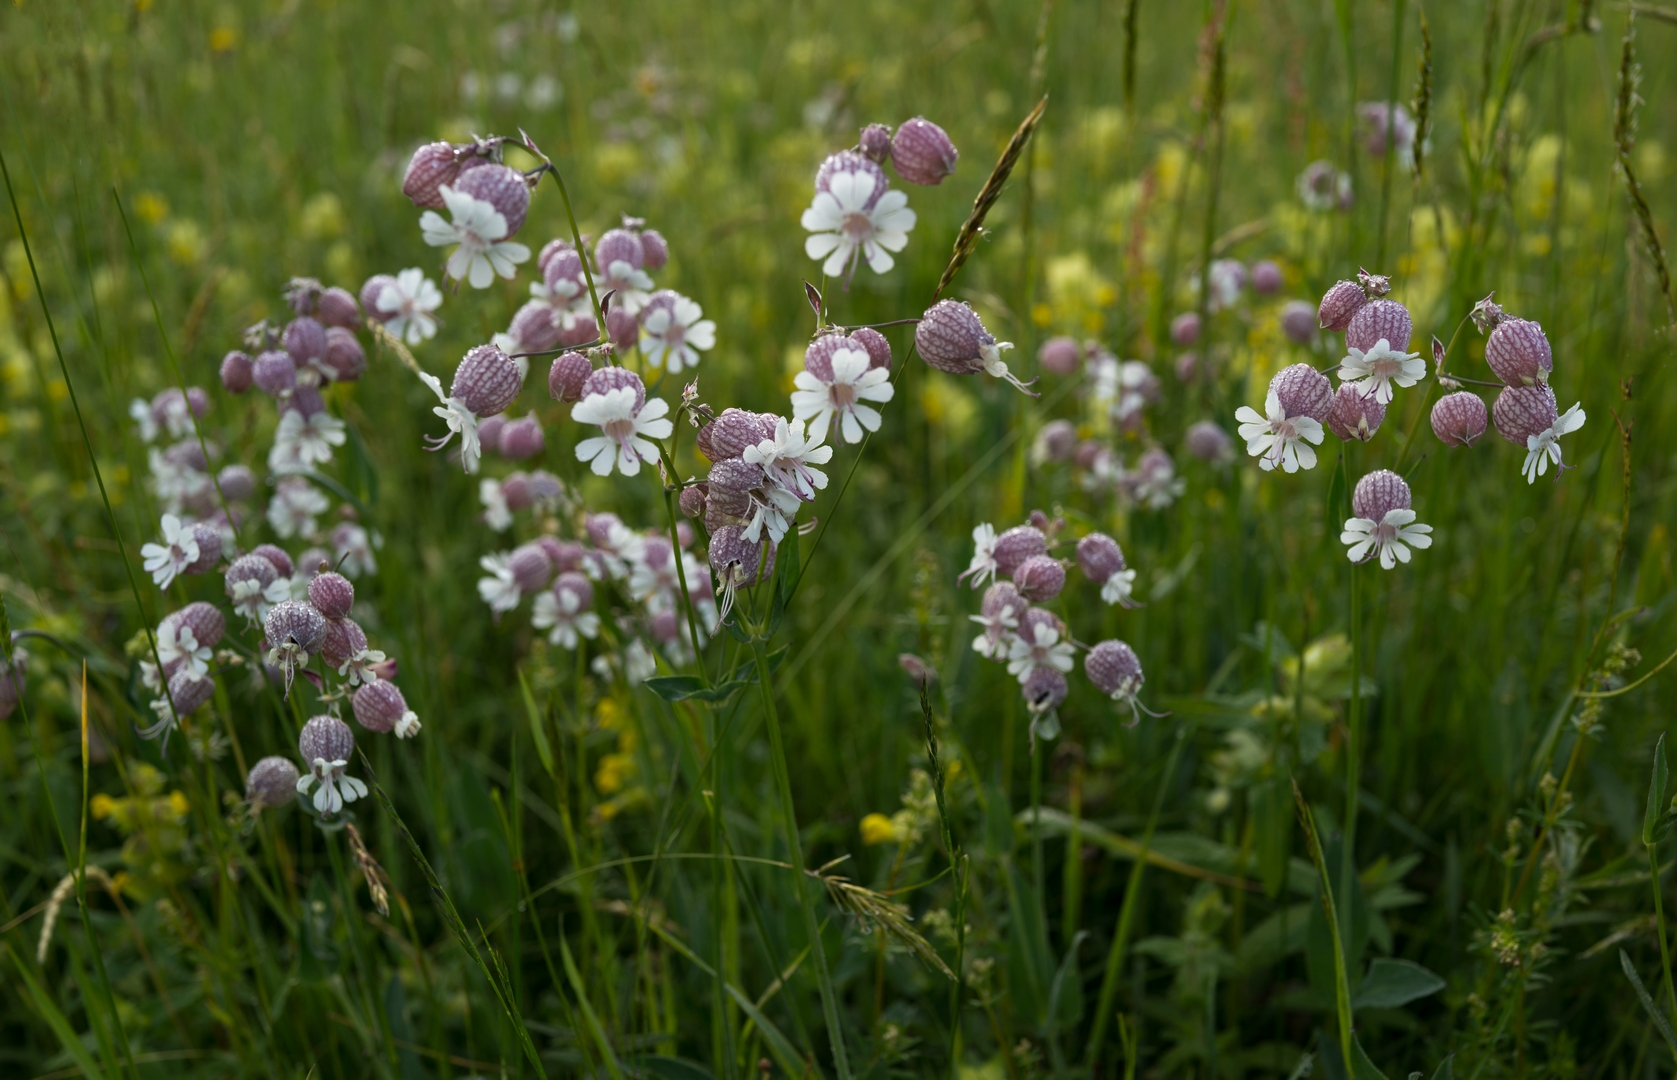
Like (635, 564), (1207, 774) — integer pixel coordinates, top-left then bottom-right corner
(708, 525), (775, 586)
(639, 228), (669, 271)
(1170, 312), (1201, 347)
(317, 287), (361, 329)
(454, 163), (531, 238)
(1317, 279), (1367, 331)
(283, 317), (328, 365)
(1325, 384), (1387, 442)
(1431, 391), (1489, 447)
(1184, 420), (1234, 463)
(859, 123), (893, 163)
(848, 326), (893, 371)
(252, 544), (295, 578)
(1022, 666), (1068, 712)
(1345, 298), (1413, 353)
(182, 523), (223, 575)
(1085, 639), (1143, 700)
(815, 150), (888, 208)
(163, 602), (226, 650)
(993, 525), (1048, 579)
(322, 328), (367, 382)
(319, 616), (369, 671)
(361, 275), (399, 321)
(352, 679), (410, 734)
(162, 669), (215, 715)
(548, 352), (592, 402)
(1037, 336), (1081, 375)
(594, 228), (645, 272)
(579, 365), (647, 411)
(1351, 469), (1412, 520)
(1270, 364), (1334, 422)
(499, 415), (546, 460)
(452, 344), (523, 417)
(402, 141), (486, 209)
(221, 350), (254, 394)
(1075, 533), (1127, 584)
(916, 300), (997, 375)
(678, 483), (708, 519)
(509, 543), (555, 593)
(1280, 301), (1317, 345)
(252, 350), (297, 396)
(1251, 260), (1283, 295)
(1013, 555), (1066, 602)
(508, 300), (561, 355)
(266, 600), (327, 654)
(1485, 317), (1552, 387)
(246, 756), (301, 810)
(298, 714), (354, 765)
(707, 407), (774, 458)
(1492, 383), (1558, 446)
(307, 572), (355, 619)
(890, 117), (959, 185)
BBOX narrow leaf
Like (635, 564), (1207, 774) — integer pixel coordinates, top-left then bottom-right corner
(1647, 733), (1669, 847)
(1619, 948), (1677, 1059)
(1352, 957), (1445, 1010)
(517, 668), (556, 780)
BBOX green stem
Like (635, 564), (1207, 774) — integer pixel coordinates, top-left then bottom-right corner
(1649, 844), (1677, 1037)
(1295, 782), (1355, 1074)
(1340, 559), (1362, 945)
(751, 638), (851, 1080)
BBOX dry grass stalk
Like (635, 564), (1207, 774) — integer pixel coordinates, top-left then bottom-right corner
(933, 95), (1048, 301)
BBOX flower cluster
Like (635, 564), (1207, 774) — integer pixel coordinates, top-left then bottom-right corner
(961, 513), (1160, 730)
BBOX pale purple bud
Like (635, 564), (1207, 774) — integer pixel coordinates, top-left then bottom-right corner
(1356, 268), (1393, 297)
(1251, 260), (1283, 294)
(1035, 419), (1078, 461)
(454, 163), (531, 239)
(1325, 384), (1387, 442)
(452, 344), (523, 417)
(283, 317), (327, 365)
(537, 238), (577, 276)
(182, 523), (223, 575)
(402, 142), (488, 209)
(508, 300), (562, 355)
(803, 332), (851, 382)
(585, 512), (623, 549)
(1013, 555), (1066, 602)
(307, 572), (354, 620)
(500, 472), (533, 510)
(317, 287), (361, 329)
(1037, 336), (1081, 375)
(606, 306), (639, 352)
(709, 525), (775, 586)
(266, 600), (327, 654)
(1075, 533), (1127, 583)
(322, 327), (367, 382)
(287, 385), (326, 418)
(498, 415), (546, 460)
(639, 229), (669, 271)
(1351, 469), (1412, 520)
(477, 416), (506, 455)
(319, 616), (368, 671)
(163, 601), (226, 650)
(1184, 420), (1235, 463)
(246, 756), (300, 810)
(1280, 300), (1317, 345)
(1485, 318), (1552, 388)
(707, 407), (774, 459)
(849, 326), (893, 371)
(916, 300), (1002, 375)
(360, 275), (398, 322)
(1318, 280), (1367, 331)
(252, 350), (297, 395)
(679, 483), (708, 519)
(352, 679), (411, 734)
(217, 464), (257, 501)
(815, 150), (888, 209)
(1270, 363), (1334, 422)
(1492, 384), (1558, 447)
(1085, 639), (1143, 702)
(1431, 391), (1489, 447)
(594, 228), (645, 272)
(162, 669), (215, 715)
(580, 365), (647, 412)
(509, 543), (555, 593)
(890, 117), (959, 186)
(252, 544), (294, 577)
(1345, 298), (1413, 353)
(859, 123), (893, 164)
(554, 571), (593, 610)
(299, 714), (354, 765)
(221, 350), (254, 394)
(1022, 666), (1068, 713)
(548, 352), (592, 402)
(1470, 293), (1506, 335)
(1170, 312), (1201, 347)
(993, 525), (1048, 579)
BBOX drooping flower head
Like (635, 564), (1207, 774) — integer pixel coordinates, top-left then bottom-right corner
(594, 228), (656, 314)
(352, 679), (422, 739)
(1340, 470), (1433, 569)
(141, 514), (201, 589)
(1317, 280), (1368, 331)
(402, 140), (493, 209)
(791, 339), (894, 445)
(1013, 555), (1066, 603)
(708, 525), (775, 621)
(1236, 365), (1330, 473)
(1325, 384), (1387, 442)
(1184, 420), (1235, 465)
(970, 581), (1028, 659)
(532, 572), (601, 649)
(890, 117), (958, 185)
(419, 344), (523, 474)
(916, 300), (1034, 394)
(1494, 384), (1585, 483)
(264, 600), (327, 697)
(1076, 532), (1141, 608)
(802, 151), (916, 281)
(638, 290), (716, 374)
(419, 165), (533, 288)
(1085, 639), (1151, 725)
(1485, 317), (1553, 388)
(296, 715), (368, 816)
(246, 756), (301, 811)
(571, 367), (673, 477)
(1006, 608), (1075, 684)
(1431, 391), (1489, 448)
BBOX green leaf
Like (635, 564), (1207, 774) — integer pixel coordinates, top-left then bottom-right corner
(1647, 733), (1670, 847)
(644, 647), (790, 703)
(517, 668), (556, 780)
(1352, 958), (1446, 1010)
(644, 675), (709, 702)
(1619, 948), (1677, 1060)
(1326, 452), (1348, 535)
(1350, 1033), (1390, 1080)
(1251, 776), (1295, 898)
(631, 1056), (717, 1080)
(768, 532), (802, 635)
(1429, 1053), (1456, 1080)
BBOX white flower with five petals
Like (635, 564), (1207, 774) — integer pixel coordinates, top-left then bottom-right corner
(743, 417), (831, 502)
(268, 409), (346, 473)
(790, 346), (894, 445)
(571, 388), (674, 477)
(156, 623), (211, 679)
(1522, 402), (1586, 484)
(141, 514), (200, 588)
(531, 588), (602, 649)
(1235, 389), (1324, 473)
(419, 185), (531, 289)
(376, 268), (443, 345)
(1005, 623), (1076, 683)
(1341, 509), (1434, 569)
(1338, 339), (1425, 404)
(957, 523), (999, 588)
(639, 295), (716, 374)
(800, 171), (916, 280)
(476, 553), (523, 614)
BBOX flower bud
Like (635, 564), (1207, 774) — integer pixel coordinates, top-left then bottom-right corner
(1279, 301), (1317, 345)
(252, 350), (297, 396)
(1345, 298), (1413, 353)
(221, 350), (254, 394)
(639, 229), (670, 271)
(537, 238), (576, 276)
(454, 163), (531, 239)
(849, 326), (893, 370)
(1085, 639), (1143, 701)
(1484, 318), (1552, 387)
(317, 286), (361, 329)
(1271, 363), (1334, 422)
(1351, 469), (1411, 520)
(916, 300), (1007, 375)
(283, 317), (328, 366)
(707, 407), (774, 459)
(453, 344), (523, 418)
(595, 228), (645, 272)
(1431, 391), (1489, 447)
(181, 523), (223, 575)
(402, 141), (487, 209)
(246, 756), (300, 810)
(307, 572), (354, 619)
(360, 275), (399, 321)
(1184, 420), (1235, 463)
(319, 616), (368, 671)
(508, 300), (562, 354)
(353, 679), (417, 736)
(1075, 533), (1127, 583)
(217, 464), (257, 501)
(509, 543), (555, 594)
(252, 544), (295, 577)
(1034, 419), (1078, 462)
(499, 415), (546, 460)
(1251, 260), (1283, 294)
(859, 123), (893, 163)
(815, 150), (888, 209)
(548, 352), (592, 402)
(477, 416), (506, 456)
(315, 328), (363, 383)
(1317, 279), (1367, 330)
(679, 483), (708, 519)
(299, 714), (354, 765)
(1013, 555), (1066, 602)
(1169, 312), (1201, 347)
(266, 600), (327, 654)
(164, 601), (226, 650)
(1022, 666), (1068, 713)
(993, 525), (1048, 579)
(160, 668), (214, 715)
(1325, 384), (1387, 442)
(1037, 336), (1081, 375)
(1492, 384), (1558, 446)
(890, 117), (958, 185)
(709, 525), (775, 586)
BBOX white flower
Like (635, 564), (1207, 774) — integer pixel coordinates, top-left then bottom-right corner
(969, 605), (1019, 660)
(1081, 448), (1126, 494)
(231, 576), (291, 624)
(376, 268), (443, 345)
(419, 185), (531, 289)
(743, 484), (802, 545)
(532, 275), (595, 330)
(743, 417), (831, 502)
(296, 757), (367, 816)
(1235, 389), (1325, 473)
(331, 522), (379, 578)
(156, 623), (211, 679)
(639, 295), (715, 374)
(337, 647), (387, 687)
(1005, 623), (1076, 683)
(480, 478), (513, 532)
(417, 370), (488, 474)
(477, 553), (523, 614)
(268, 409), (346, 473)
(1338, 339), (1424, 405)
(1522, 402), (1586, 484)
(957, 523), (999, 588)
(790, 346), (894, 445)
(800, 171), (916, 279)
(1087, 354), (1121, 405)
(146, 448), (211, 514)
(623, 639), (657, 683)
(600, 259), (655, 315)
(1100, 569), (1139, 607)
(531, 588), (602, 649)
(572, 388), (674, 477)
(1341, 509), (1434, 569)
(129, 398), (159, 443)
(141, 514), (200, 588)
(266, 479), (329, 539)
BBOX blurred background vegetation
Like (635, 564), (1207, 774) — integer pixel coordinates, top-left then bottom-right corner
(2, 0), (1676, 1076)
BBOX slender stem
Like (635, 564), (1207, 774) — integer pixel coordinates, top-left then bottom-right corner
(1375, 0), (1407, 268)
(751, 638), (851, 1080)
(1340, 560), (1362, 942)
(1649, 843), (1677, 1037)
(528, 145), (604, 331)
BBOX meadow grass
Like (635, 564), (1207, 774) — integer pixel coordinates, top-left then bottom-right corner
(1, 1), (1676, 1077)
